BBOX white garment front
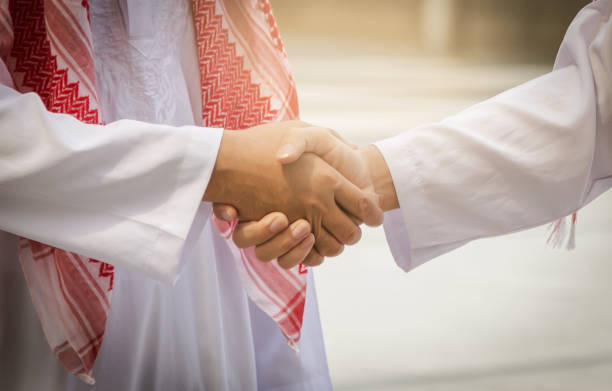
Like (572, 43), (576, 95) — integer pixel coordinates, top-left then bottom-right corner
(376, 0), (612, 270)
(0, 1), (331, 390)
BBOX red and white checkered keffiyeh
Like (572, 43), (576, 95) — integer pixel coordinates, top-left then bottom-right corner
(1, 0), (307, 384)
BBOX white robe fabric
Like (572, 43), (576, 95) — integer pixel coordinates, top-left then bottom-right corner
(0, 1), (331, 390)
(376, 0), (612, 271)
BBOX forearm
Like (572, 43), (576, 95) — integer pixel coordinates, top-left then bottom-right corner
(0, 85), (221, 281)
(378, 67), (595, 248)
(376, 1), (612, 264)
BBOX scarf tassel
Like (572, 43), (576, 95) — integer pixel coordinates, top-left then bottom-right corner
(547, 213), (577, 250)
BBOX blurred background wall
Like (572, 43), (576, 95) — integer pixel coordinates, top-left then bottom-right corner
(272, 0), (588, 61)
(269, 1), (612, 390)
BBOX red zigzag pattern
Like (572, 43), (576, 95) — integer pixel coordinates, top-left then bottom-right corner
(193, 1), (277, 129)
(8, 0), (113, 291)
(8, 0), (98, 124)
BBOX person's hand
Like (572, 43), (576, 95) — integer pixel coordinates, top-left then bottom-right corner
(212, 123), (397, 269)
(274, 129), (398, 211)
(204, 121), (384, 265)
(213, 205), (323, 268)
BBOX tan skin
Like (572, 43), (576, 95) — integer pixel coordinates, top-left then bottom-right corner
(212, 125), (399, 269)
(203, 121), (384, 268)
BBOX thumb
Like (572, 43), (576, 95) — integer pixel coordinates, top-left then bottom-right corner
(274, 121), (317, 163)
(212, 203), (239, 221)
(276, 126), (341, 164)
(276, 136), (306, 164)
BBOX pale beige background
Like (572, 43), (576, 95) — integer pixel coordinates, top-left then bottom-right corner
(272, 1), (612, 389)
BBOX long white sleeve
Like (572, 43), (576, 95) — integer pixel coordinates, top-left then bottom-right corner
(375, 0), (612, 271)
(0, 83), (222, 283)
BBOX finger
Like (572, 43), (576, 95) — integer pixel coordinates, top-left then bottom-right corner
(276, 138), (306, 164)
(254, 219), (311, 262)
(349, 214), (363, 226)
(277, 127), (338, 164)
(334, 178), (384, 227)
(322, 204), (362, 245)
(212, 203), (238, 221)
(342, 208), (362, 226)
(232, 212), (289, 248)
(327, 128), (358, 149)
(302, 248), (325, 267)
(314, 226), (344, 257)
(277, 233), (315, 269)
(275, 122), (314, 163)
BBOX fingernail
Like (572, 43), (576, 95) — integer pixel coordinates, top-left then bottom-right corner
(221, 210), (233, 221)
(269, 217), (287, 233)
(277, 144), (297, 160)
(291, 222), (310, 239)
(300, 234), (315, 248)
(348, 228), (361, 245)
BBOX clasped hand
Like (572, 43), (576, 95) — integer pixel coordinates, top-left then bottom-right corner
(204, 121), (396, 269)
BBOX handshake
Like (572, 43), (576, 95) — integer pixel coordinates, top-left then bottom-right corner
(203, 120), (399, 269)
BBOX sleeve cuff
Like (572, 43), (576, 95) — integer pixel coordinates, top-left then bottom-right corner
(374, 138), (468, 272)
(129, 125), (222, 284)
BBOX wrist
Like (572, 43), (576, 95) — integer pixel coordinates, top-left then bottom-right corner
(360, 145), (399, 212)
(203, 130), (239, 202)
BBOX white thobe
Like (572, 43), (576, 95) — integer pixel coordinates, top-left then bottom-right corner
(0, 1), (331, 390)
(376, 0), (612, 270)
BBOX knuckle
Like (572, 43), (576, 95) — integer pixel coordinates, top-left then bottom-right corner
(254, 247), (273, 262)
(316, 169), (336, 186)
(303, 195), (326, 214)
(232, 233), (246, 248)
(277, 254), (291, 268)
(371, 209), (384, 226)
(288, 126), (299, 138)
(356, 195), (372, 218)
(346, 226), (362, 244)
(323, 128), (337, 140)
(280, 237), (299, 254)
(319, 128), (333, 142)
(318, 241), (344, 257)
(302, 194), (317, 208)
(302, 250), (322, 266)
(278, 250), (305, 269)
(336, 225), (358, 245)
(329, 244), (344, 257)
(278, 258), (297, 270)
(312, 127), (327, 138)
(306, 256), (324, 267)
